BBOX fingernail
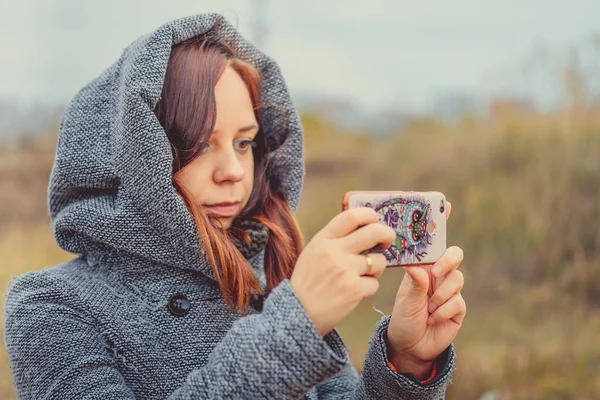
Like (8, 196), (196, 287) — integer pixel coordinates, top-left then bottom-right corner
(427, 316), (435, 325)
(432, 264), (441, 276)
(428, 302), (437, 313)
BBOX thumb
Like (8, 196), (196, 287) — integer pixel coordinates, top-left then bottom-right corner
(402, 266), (430, 303)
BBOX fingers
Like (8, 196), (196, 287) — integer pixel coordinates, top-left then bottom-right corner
(356, 252), (387, 278)
(431, 246), (464, 278)
(324, 208), (379, 239)
(427, 293), (466, 326)
(402, 266), (430, 294)
(446, 201), (452, 220)
(428, 270), (464, 313)
(357, 276), (380, 300)
(340, 222), (396, 253)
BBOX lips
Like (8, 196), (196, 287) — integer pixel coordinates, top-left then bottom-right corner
(203, 201), (240, 217)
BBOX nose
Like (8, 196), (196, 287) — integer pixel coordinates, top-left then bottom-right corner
(213, 147), (245, 183)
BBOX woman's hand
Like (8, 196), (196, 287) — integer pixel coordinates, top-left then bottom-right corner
(291, 207), (396, 336)
(386, 202), (467, 379)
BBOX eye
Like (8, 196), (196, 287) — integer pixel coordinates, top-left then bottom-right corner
(234, 138), (255, 153)
(412, 210), (422, 222)
(412, 231), (419, 241)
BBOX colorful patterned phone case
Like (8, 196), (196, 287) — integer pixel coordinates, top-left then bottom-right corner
(342, 191), (447, 267)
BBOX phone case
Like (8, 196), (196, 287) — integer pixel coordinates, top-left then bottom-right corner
(342, 191), (447, 267)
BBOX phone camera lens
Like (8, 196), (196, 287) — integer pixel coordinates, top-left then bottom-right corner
(440, 206), (445, 213)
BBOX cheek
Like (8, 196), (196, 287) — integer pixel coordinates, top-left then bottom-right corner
(177, 163), (211, 200)
(243, 156), (255, 193)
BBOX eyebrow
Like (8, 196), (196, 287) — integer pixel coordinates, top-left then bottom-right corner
(239, 124), (259, 133)
(213, 124), (259, 135)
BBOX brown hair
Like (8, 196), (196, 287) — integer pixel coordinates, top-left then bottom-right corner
(154, 35), (303, 314)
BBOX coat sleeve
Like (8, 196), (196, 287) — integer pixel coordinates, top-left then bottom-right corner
(315, 315), (457, 400)
(3, 271), (347, 399)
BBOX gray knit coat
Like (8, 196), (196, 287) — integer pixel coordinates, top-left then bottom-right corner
(3, 13), (456, 399)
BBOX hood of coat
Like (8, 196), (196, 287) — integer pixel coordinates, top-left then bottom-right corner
(48, 13), (305, 279)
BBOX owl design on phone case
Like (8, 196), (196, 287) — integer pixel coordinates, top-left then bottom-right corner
(342, 191), (447, 266)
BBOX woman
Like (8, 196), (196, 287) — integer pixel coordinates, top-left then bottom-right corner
(4, 13), (466, 399)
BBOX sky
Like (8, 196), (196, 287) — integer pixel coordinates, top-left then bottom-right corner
(1, 0), (599, 114)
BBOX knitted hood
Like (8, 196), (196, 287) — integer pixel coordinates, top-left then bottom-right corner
(48, 13), (305, 277)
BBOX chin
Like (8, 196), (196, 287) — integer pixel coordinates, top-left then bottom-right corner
(215, 216), (234, 229)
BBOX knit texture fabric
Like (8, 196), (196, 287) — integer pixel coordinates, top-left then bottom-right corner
(3, 13), (456, 399)
(230, 219), (270, 261)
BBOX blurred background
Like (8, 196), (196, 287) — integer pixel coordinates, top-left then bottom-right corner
(1, 0), (599, 398)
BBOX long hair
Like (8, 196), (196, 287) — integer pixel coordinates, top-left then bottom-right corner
(154, 35), (303, 314)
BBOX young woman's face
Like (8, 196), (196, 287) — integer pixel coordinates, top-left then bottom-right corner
(176, 65), (258, 228)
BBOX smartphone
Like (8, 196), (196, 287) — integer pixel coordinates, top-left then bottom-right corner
(342, 191), (447, 267)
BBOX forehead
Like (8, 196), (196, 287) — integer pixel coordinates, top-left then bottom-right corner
(213, 66), (257, 130)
